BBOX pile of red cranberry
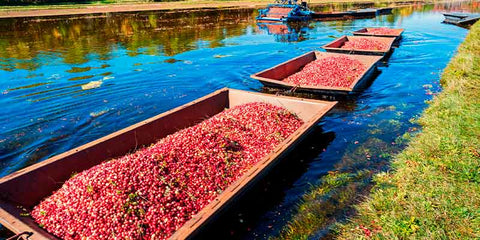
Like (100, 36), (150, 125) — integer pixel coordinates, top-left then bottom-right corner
(31, 102), (303, 240)
(284, 55), (367, 88)
(366, 27), (398, 35)
(341, 38), (389, 51)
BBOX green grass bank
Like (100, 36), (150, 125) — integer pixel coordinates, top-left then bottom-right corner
(277, 21), (480, 239)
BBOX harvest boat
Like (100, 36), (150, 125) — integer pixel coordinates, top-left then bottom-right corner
(376, 7), (393, 15)
(350, 8), (377, 18)
(352, 27), (404, 42)
(311, 11), (353, 19)
(250, 51), (382, 95)
(322, 35), (395, 56)
(442, 12), (480, 26)
(257, 0), (313, 22)
(0, 88), (336, 240)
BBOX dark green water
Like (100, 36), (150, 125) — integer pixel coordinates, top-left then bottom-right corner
(0, 1), (479, 238)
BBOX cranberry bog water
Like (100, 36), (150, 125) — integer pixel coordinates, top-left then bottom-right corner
(0, 88), (335, 239)
(251, 51), (382, 95)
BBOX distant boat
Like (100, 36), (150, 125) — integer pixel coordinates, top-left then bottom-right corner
(350, 8), (378, 17)
(311, 7), (392, 20)
(311, 11), (352, 19)
(257, 0), (313, 22)
(443, 12), (480, 26)
(377, 7), (393, 15)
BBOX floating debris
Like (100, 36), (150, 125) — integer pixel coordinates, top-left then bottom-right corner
(214, 54), (232, 58)
(47, 74), (61, 80)
(90, 109), (109, 117)
(81, 81), (102, 90)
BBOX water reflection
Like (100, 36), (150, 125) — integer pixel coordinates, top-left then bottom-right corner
(0, 1), (478, 72)
(256, 22), (311, 42)
(0, 8), (257, 72)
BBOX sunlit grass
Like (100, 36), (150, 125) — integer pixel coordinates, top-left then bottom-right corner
(275, 170), (372, 240)
(273, 136), (403, 240)
(334, 21), (480, 239)
(274, 21), (480, 240)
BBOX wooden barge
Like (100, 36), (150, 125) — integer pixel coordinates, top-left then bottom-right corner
(250, 51), (382, 95)
(0, 88), (336, 240)
(311, 11), (353, 19)
(321, 35), (395, 56)
(350, 8), (377, 17)
(442, 12), (480, 26)
(352, 27), (404, 42)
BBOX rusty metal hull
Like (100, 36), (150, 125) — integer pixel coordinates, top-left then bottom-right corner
(0, 88), (336, 240)
(250, 51), (382, 95)
(321, 35), (396, 56)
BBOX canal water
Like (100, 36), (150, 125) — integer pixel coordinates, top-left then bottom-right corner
(0, 1), (478, 238)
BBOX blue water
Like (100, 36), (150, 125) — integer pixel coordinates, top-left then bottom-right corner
(201, 4), (479, 238)
(0, 1), (478, 238)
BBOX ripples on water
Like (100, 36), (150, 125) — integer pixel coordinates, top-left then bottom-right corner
(0, 1), (479, 238)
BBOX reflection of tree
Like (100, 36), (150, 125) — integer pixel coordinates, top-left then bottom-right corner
(257, 22), (311, 42)
(321, 19), (355, 32)
(377, 1), (478, 26)
(0, 8), (256, 71)
(432, 0), (480, 12)
(310, 2), (375, 12)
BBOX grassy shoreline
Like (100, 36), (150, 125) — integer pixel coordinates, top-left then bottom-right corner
(278, 22), (480, 239)
(337, 21), (480, 239)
